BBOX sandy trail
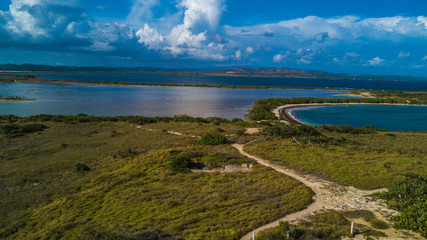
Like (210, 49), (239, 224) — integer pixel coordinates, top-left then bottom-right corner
(135, 125), (422, 239)
(233, 144), (422, 240)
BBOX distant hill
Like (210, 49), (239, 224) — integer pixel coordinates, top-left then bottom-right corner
(1, 64), (426, 82)
(215, 67), (344, 78)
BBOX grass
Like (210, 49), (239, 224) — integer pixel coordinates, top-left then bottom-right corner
(244, 129), (427, 189)
(257, 210), (390, 240)
(0, 120), (313, 239)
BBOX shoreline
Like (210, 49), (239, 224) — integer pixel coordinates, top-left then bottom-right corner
(274, 103), (426, 125)
(1, 76), (359, 92)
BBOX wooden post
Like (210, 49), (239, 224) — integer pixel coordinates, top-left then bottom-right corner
(350, 221), (354, 235)
(287, 230), (290, 239)
(252, 231), (255, 240)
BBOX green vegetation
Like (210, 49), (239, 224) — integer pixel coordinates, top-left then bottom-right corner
(245, 126), (427, 189)
(257, 210), (352, 240)
(0, 95), (34, 101)
(370, 219), (389, 229)
(197, 131), (228, 145)
(371, 90), (427, 105)
(378, 173), (427, 237)
(0, 113), (243, 126)
(257, 210), (391, 240)
(247, 95), (427, 121)
(0, 123), (47, 138)
(0, 119), (313, 239)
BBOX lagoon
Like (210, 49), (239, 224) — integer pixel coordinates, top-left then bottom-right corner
(288, 105), (427, 131)
(0, 82), (349, 119)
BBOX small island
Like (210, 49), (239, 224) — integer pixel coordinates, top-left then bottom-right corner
(0, 95), (35, 101)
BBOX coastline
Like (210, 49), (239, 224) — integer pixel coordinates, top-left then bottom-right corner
(1, 76), (356, 91)
(274, 103), (426, 125)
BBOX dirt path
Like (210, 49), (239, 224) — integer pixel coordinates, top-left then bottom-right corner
(134, 125), (422, 239)
(233, 144), (423, 240)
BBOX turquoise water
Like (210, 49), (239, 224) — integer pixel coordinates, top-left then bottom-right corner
(0, 83), (349, 119)
(19, 72), (427, 91)
(288, 105), (427, 131)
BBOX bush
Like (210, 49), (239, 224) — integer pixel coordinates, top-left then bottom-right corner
(201, 153), (227, 168)
(197, 132), (228, 145)
(0, 123), (47, 137)
(73, 163), (90, 173)
(370, 219), (389, 229)
(378, 173), (427, 237)
(262, 124), (322, 139)
(169, 154), (194, 173)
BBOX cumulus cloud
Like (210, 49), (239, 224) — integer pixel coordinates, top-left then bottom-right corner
(2, 0), (427, 68)
(135, 24), (164, 48)
(398, 51), (410, 58)
(235, 50), (241, 59)
(246, 46), (254, 54)
(273, 54), (282, 62)
(346, 52), (360, 58)
(224, 15), (427, 51)
(2, 0), (89, 40)
(369, 57), (384, 66)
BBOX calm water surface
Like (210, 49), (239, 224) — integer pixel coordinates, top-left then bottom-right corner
(288, 105), (427, 131)
(27, 73), (427, 91)
(0, 82), (349, 119)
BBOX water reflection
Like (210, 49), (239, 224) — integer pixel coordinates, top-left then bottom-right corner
(0, 83), (349, 119)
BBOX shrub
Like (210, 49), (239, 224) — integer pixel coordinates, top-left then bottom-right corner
(378, 173), (427, 237)
(169, 154), (194, 173)
(201, 153), (227, 168)
(73, 163), (90, 173)
(262, 124), (322, 139)
(0, 123), (47, 137)
(197, 132), (228, 145)
(370, 219), (389, 229)
(279, 220), (290, 235)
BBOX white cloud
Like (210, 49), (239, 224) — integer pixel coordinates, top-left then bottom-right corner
(369, 56), (384, 66)
(422, 56), (427, 61)
(346, 52), (360, 58)
(126, 0), (158, 25)
(417, 16), (427, 29)
(1, 0), (89, 39)
(136, 24), (164, 48)
(235, 50), (241, 59)
(273, 54), (282, 62)
(224, 15), (427, 52)
(169, 0), (223, 46)
(246, 46), (254, 54)
(398, 51), (410, 58)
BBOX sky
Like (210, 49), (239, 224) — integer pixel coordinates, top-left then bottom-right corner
(0, 0), (427, 76)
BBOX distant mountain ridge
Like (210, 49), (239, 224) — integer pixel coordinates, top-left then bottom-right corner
(0, 64), (426, 82)
(216, 67), (343, 78)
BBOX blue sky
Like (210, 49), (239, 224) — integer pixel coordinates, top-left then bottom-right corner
(1, 0), (427, 76)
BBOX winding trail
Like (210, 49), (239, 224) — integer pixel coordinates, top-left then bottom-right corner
(233, 144), (324, 240)
(135, 124), (423, 239)
(232, 144), (422, 240)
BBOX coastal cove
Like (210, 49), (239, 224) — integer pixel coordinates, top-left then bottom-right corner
(285, 104), (427, 131)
